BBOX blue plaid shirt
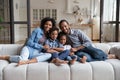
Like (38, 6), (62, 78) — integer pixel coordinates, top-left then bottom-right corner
(45, 39), (63, 48)
(68, 29), (92, 48)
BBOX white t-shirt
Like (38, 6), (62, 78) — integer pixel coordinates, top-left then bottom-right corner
(63, 45), (71, 50)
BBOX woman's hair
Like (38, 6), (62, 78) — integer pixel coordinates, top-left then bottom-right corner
(40, 17), (56, 30)
(59, 19), (69, 28)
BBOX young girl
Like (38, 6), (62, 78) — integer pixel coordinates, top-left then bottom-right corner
(58, 32), (87, 64)
(44, 27), (69, 66)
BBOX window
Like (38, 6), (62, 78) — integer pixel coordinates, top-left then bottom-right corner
(32, 9), (57, 27)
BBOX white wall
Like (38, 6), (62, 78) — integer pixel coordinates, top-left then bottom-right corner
(30, 0), (100, 24)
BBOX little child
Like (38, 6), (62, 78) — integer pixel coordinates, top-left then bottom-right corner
(58, 32), (87, 64)
(44, 27), (69, 66)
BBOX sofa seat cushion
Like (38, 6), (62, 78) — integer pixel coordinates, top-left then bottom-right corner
(49, 63), (70, 80)
(0, 60), (9, 80)
(106, 59), (120, 80)
(70, 62), (92, 80)
(3, 62), (49, 80)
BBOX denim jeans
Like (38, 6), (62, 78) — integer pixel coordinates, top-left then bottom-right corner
(9, 46), (52, 63)
(52, 50), (70, 60)
(75, 46), (108, 62)
(66, 55), (77, 61)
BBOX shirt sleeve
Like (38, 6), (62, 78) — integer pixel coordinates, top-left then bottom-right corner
(77, 30), (92, 47)
(26, 28), (43, 50)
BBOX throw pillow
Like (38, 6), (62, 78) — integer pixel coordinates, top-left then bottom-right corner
(109, 45), (120, 59)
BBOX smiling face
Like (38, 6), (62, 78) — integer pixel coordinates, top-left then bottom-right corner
(50, 30), (58, 40)
(59, 21), (70, 34)
(59, 35), (67, 45)
(44, 21), (52, 33)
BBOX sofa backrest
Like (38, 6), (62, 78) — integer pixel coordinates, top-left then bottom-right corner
(0, 44), (23, 55)
(93, 43), (111, 54)
(0, 42), (120, 56)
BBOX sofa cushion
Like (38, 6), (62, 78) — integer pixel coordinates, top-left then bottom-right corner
(109, 45), (120, 59)
(0, 60), (9, 80)
(49, 63), (70, 80)
(0, 44), (23, 55)
(3, 63), (27, 80)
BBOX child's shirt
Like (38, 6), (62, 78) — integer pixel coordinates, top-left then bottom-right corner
(62, 45), (71, 50)
(45, 38), (63, 48)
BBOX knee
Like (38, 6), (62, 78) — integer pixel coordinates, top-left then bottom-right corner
(47, 54), (52, 58)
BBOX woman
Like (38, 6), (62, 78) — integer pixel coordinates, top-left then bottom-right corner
(58, 19), (108, 62)
(0, 17), (56, 65)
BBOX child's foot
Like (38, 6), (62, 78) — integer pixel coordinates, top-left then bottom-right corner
(53, 58), (68, 66)
(80, 56), (87, 63)
(70, 57), (77, 65)
(17, 60), (29, 66)
(108, 54), (116, 59)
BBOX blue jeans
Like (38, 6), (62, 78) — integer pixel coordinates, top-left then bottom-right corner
(75, 46), (108, 62)
(66, 55), (77, 61)
(9, 46), (52, 63)
(52, 50), (70, 60)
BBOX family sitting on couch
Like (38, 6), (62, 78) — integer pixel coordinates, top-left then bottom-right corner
(0, 17), (116, 66)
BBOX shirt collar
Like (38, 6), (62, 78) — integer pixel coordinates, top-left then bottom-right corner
(49, 38), (57, 42)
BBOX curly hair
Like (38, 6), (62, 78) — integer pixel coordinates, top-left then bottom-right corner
(40, 17), (56, 30)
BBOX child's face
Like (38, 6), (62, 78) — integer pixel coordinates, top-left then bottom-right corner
(60, 36), (66, 45)
(50, 30), (58, 40)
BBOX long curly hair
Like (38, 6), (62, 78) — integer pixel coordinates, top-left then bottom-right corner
(40, 17), (56, 30)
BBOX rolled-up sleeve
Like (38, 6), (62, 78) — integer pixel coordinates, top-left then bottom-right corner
(77, 30), (92, 47)
(26, 28), (43, 50)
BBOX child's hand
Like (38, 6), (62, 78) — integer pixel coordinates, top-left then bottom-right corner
(71, 48), (78, 52)
(69, 52), (74, 56)
(43, 45), (49, 50)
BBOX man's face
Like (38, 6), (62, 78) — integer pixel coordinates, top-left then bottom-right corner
(59, 22), (70, 34)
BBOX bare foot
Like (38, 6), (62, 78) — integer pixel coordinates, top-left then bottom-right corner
(17, 60), (29, 66)
(108, 54), (116, 59)
(53, 58), (68, 66)
(70, 57), (77, 65)
(0, 55), (9, 60)
(80, 56), (87, 63)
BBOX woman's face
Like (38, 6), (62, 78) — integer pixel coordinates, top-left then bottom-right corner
(50, 30), (58, 40)
(59, 35), (66, 45)
(59, 21), (70, 34)
(44, 21), (52, 32)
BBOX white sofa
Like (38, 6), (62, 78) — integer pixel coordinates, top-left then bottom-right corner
(0, 43), (120, 80)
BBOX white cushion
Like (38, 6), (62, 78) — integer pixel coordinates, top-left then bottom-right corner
(49, 63), (70, 80)
(70, 62), (92, 80)
(0, 60), (9, 80)
(27, 62), (49, 80)
(109, 45), (120, 59)
(3, 63), (27, 80)
(93, 43), (111, 54)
